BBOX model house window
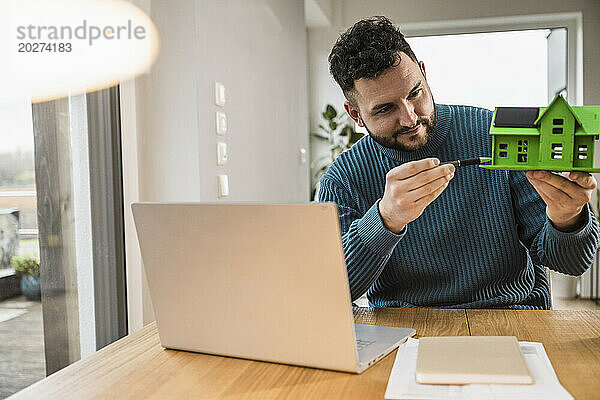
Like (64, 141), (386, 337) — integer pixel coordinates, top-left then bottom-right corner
(550, 143), (563, 159)
(578, 145), (588, 159)
(552, 116), (564, 134)
(498, 143), (508, 158)
(517, 140), (528, 163)
(517, 140), (529, 152)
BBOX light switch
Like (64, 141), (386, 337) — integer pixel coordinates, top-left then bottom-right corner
(217, 174), (229, 198)
(216, 111), (227, 135)
(299, 147), (307, 164)
(215, 82), (226, 107)
(217, 142), (228, 166)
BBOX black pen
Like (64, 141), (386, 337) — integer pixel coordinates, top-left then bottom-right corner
(440, 157), (492, 168)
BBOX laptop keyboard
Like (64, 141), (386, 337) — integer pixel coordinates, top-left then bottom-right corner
(356, 339), (376, 351)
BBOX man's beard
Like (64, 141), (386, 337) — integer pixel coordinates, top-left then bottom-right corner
(364, 104), (437, 152)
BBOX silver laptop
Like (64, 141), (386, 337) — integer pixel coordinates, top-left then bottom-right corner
(132, 202), (415, 373)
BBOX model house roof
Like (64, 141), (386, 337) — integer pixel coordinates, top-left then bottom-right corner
(533, 94), (584, 127)
(571, 106), (600, 135)
(489, 94), (600, 136)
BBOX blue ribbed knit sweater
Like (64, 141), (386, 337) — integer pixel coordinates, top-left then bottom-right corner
(318, 104), (600, 309)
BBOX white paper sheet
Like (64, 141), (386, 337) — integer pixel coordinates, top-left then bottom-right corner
(385, 338), (573, 400)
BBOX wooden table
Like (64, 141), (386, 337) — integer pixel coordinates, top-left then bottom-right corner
(468, 310), (600, 400)
(8, 309), (600, 400)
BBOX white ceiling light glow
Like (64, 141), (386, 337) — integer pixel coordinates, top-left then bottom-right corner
(0, 0), (160, 103)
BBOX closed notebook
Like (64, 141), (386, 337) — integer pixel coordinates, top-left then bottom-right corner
(415, 336), (534, 385)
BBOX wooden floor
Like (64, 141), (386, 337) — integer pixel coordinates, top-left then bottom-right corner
(0, 296), (45, 400)
(554, 297), (600, 310)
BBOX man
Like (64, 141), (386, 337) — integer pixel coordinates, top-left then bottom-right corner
(319, 16), (599, 309)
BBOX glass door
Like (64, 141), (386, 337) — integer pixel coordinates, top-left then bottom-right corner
(0, 87), (127, 398)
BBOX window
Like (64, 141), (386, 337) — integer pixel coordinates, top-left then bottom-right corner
(517, 140), (529, 151)
(406, 29), (549, 111)
(499, 151), (508, 158)
(499, 143), (508, 149)
(578, 145), (588, 160)
(551, 143), (563, 160)
(0, 100), (44, 397)
(0, 89), (127, 398)
(553, 118), (564, 125)
(553, 127), (563, 134)
(517, 140), (528, 163)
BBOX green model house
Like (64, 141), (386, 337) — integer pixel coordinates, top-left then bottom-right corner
(482, 94), (600, 172)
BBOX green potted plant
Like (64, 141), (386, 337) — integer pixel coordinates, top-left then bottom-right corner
(12, 255), (41, 300)
(311, 104), (363, 200)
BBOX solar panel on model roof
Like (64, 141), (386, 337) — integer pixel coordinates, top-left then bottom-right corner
(494, 107), (540, 128)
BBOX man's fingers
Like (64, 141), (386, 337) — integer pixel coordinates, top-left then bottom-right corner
(404, 164), (455, 191)
(527, 170), (588, 202)
(380, 158), (450, 231)
(407, 174), (452, 202)
(528, 170), (573, 196)
(414, 180), (449, 208)
(527, 173), (574, 206)
(567, 171), (597, 190)
(526, 175), (554, 205)
(387, 157), (439, 180)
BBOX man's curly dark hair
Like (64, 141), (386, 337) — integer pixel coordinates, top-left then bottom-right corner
(328, 16), (418, 105)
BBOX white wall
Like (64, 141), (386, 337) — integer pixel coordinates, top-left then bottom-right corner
(122, 0), (310, 330)
(136, 0), (309, 204)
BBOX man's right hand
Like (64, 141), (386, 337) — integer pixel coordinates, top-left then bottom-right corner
(378, 157), (455, 233)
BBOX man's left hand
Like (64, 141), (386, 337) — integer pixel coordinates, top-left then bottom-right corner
(526, 170), (597, 232)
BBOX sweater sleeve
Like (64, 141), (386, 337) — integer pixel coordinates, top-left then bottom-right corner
(318, 177), (406, 301)
(509, 169), (600, 275)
